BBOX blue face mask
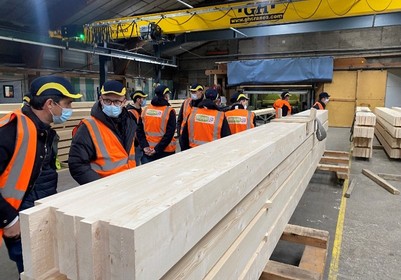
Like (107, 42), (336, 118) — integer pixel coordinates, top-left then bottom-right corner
(191, 93), (198, 100)
(141, 99), (147, 107)
(52, 107), (73, 124)
(102, 104), (122, 118)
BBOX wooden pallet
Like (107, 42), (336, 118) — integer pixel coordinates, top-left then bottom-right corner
(316, 150), (350, 180)
(261, 224), (329, 280)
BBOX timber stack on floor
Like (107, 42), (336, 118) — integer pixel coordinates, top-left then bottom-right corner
(352, 106), (376, 158)
(374, 107), (401, 159)
(20, 109), (328, 280)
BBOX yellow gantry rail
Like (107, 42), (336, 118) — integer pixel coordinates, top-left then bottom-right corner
(84, 0), (401, 43)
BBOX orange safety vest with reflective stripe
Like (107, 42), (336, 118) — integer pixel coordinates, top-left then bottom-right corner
(142, 104), (176, 152)
(180, 98), (192, 135)
(273, 99), (292, 118)
(82, 117), (136, 177)
(188, 108), (224, 148)
(225, 109), (255, 134)
(0, 111), (36, 241)
(313, 102), (324, 110)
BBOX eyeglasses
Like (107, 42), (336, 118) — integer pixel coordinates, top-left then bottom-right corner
(101, 98), (125, 106)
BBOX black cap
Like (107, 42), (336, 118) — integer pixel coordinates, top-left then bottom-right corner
(205, 88), (219, 101)
(30, 76), (82, 99)
(230, 92), (249, 103)
(101, 80), (126, 96)
(190, 83), (204, 92)
(319, 92), (330, 99)
(281, 91), (291, 99)
(130, 90), (148, 101)
(155, 85), (171, 97)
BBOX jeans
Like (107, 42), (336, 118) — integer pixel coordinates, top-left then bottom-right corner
(4, 236), (24, 274)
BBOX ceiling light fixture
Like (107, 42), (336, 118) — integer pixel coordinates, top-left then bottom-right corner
(230, 27), (248, 37)
(176, 0), (194, 8)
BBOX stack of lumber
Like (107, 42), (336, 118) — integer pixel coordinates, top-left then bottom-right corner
(352, 107), (376, 158)
(20, 109), (328, 280)
(374, 107), (401, 159)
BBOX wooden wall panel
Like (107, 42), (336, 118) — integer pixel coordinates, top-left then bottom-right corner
(323, 71), (357, 100)
(326, 101), (355, 127)
(323, 70), (387, 127)
(356, 70), (387, 101)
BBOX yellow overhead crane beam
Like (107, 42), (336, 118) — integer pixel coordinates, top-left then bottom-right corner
(83, 0), (401, 43)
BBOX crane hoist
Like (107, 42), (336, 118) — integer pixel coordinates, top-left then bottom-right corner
(52, 0), (401, 45)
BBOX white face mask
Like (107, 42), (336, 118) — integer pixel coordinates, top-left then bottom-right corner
(191, 93), (197, 100)
(323, 98), (330, 104)
(141, 99), (147, 107)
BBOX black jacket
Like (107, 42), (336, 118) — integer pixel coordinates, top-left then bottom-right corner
(68, 101), (137, 185)
(126, 103), (142, 147)
(136, 97), (176, 155)
(180, 99), (231, 150)
(126, 104), (142, 124)
(0, 105), (58, 228)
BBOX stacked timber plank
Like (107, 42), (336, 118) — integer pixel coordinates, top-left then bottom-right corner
(20, 110), (327, 280)
(352, 107), (376, 158)
(374, 107), (401, 159)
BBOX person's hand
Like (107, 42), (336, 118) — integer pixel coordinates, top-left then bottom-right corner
(144, 147), (155, 156)
(3, 219), (21, 239)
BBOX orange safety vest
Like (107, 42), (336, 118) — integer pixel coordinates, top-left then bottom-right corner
(273, 99), (292, 118)
(313, 102), (324, 110)
(82, 117), (136, 177)
(128, 108), (140, 122)
(142, 104), (176, 152)
(188, 108), (224, 148)
(0, 111), (36, 241)
(180, 98), (192, 135)
(225, 109), (255, 134)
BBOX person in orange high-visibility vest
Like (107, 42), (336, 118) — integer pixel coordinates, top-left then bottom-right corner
(176, 83), (204, 150)
(136, 85), (177, 163)
(225, 92), (256, 134)
(312, 92), (330, 110)
(69, 80), (137, 184)
(273, 91), (292, 118)
(0, 76), (82, 273)
(181, 88), (231, 149)
(126, 90), (148, 166)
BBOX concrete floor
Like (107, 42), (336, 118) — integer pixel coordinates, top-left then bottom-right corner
(1, 127), (401, 280)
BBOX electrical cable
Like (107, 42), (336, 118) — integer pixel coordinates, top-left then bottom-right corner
(366, 0), (393, 12)
(326, 0), (360, 17)
(291, 0), (323, 19)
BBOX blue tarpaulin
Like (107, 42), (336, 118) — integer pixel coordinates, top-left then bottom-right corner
(227, 57), (333, 86)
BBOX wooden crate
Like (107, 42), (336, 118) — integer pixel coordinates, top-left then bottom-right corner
(317, 150), (350, 180)
(261, 224), (329, 280)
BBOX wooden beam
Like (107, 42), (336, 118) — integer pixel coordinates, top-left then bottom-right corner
(345, 179), (357, 198)
(323, 150), (350, 157)
(261, 260), (321, 280)
(316, 164), (349, 174)
(163, 136), (314, 279)
(375, 107), (401, 127)
(362, 169), (400, 195)
(377, 173), (401, 182)
(280, 224), (328, 249)
(320, 156), (349, 165)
